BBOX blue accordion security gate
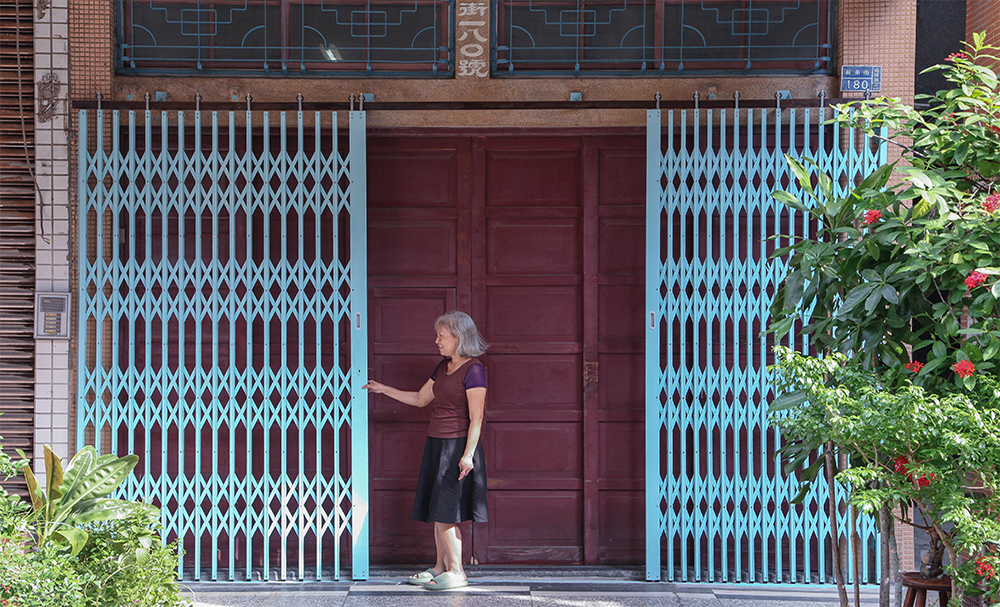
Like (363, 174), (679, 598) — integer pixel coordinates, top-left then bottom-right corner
(76, 109), (369, 581)
(644, 106), (887, 583)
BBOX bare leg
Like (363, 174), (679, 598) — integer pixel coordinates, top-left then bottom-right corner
(426, 522), (465, 586)
(433, 524), (446, 574)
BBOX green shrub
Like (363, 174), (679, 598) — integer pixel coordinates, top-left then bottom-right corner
(0, 438), (187, 607)
(0, 539), (91, 607)
(73, 513), (188, 607)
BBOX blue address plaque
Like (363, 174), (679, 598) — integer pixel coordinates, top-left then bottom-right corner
(841, 65), (882, 93)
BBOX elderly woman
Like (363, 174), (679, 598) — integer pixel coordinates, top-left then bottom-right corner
(363, 310), (488, 590)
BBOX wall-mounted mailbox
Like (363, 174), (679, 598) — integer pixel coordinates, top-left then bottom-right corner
(35, 292), (71, 339)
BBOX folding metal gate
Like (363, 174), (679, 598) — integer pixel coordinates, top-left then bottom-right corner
(76, 109), (369, 581)
(645, 106), (887, 582)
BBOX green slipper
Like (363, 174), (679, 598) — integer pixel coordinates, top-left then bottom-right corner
(407, 568), (436, 586)
(423, 570), (468, 591)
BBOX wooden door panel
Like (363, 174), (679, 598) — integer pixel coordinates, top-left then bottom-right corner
(485, 287), (582, 344)
(484, 149), (582, 207)
(367, 137), (470, 564)
(487, 354), (582, 415)
(488, 423), (582, 487)
(597, 146), (645, 206)
(368, 149), (460, 208)
(598, 216), (644, 275)
(368, 133), (649, 566)
(370, 493), (473, 563)
(486, 492), (583, 563)
(372, 288), (456, 347)
(369, 217), (457, 278)
(486, 218), (582, 275)
(598, 285), (644, 345)
(595, 137), (646, 566)
(599, 422), (643, 485)
(374, 425), (431, 479)
(598, 491), (644, 563)
(598, 353), (643, 413)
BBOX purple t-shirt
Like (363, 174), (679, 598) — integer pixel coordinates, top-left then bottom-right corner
(427, 358), (486, 438)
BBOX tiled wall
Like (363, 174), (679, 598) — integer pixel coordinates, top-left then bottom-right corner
(967, 0), (1000, 51)
(838, 0), (919, 573)
(34, 0), (72, 474)
(838, 0), (918, 105)
(67, 0), (112, 99)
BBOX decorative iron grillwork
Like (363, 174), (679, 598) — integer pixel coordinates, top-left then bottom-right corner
(118, 0), (454, 75)
(644, 107), (886, 582)
(493, 0), (832, 75)
(77, 109), (370, 581)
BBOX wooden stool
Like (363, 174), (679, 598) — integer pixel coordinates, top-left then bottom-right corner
(902, 571), (951, 607)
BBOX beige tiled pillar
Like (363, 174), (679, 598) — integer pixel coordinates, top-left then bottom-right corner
(837, 0), (919, 576)
(34, 0), (72, 477)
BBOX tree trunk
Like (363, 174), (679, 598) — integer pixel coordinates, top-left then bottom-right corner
(826, 442), (849, 607)
(852, 504), (862, 607)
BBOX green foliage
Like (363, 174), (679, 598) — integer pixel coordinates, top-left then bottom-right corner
(73, 513), (188, 607)
(771, 348), (1000, 543)
(0, 425), (30, 538)
(770, 349), (1000, 601)
(22, 445), (158, 556)
(0, 439), (187, 607)
(0, 539), (92, 607)
(769, 34), (1000, 393)
(768, 33), (1000, 604)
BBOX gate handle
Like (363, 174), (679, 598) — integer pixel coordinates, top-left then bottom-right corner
(355, 313), (362, 330)
(649, 312), (655, 329)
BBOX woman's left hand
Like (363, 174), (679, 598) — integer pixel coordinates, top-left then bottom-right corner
(458, 455), (474, 480)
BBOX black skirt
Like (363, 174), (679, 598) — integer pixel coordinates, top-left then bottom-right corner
(411, 436), (489, 524)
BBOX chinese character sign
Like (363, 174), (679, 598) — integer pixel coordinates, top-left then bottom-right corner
(457, 1), (488, 77)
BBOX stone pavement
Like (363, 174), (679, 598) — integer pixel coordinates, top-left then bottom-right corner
(182, 570), (882, 607)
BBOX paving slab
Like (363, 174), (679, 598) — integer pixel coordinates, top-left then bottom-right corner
(181, 574), (883, 607)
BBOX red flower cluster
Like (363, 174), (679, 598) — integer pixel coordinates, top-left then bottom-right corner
(893, 456), (936, 487)
(905, 361), (924, 373)
(976, 557), (996, 579)
(984, 193), (1000, 213)
(863, 209), (882, 225)
(946, 52), (971, 61)
(893, 456), (908, 474)
(966, 270), (988, 289)
(952, 360), (976, 378)
(990, 125), (1000, 136)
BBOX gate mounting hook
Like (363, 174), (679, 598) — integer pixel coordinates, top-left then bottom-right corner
(654, 92), (661, 110)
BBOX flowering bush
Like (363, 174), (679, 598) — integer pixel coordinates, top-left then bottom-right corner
(769, 33), (1000, 394)
(770, 350), (1000, 605)
(769, 33), (1000, 606)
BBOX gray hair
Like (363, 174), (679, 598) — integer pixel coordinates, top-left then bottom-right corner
(435, 311), (489, 358)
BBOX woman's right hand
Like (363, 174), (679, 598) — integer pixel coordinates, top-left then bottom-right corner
(363, 380), (388, 394)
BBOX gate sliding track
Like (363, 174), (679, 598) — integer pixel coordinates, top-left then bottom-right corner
(77, 108), (369, 581)
(645, 106), (887, 583)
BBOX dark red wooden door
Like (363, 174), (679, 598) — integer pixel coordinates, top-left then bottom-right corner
(368, 132), (645, 565)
